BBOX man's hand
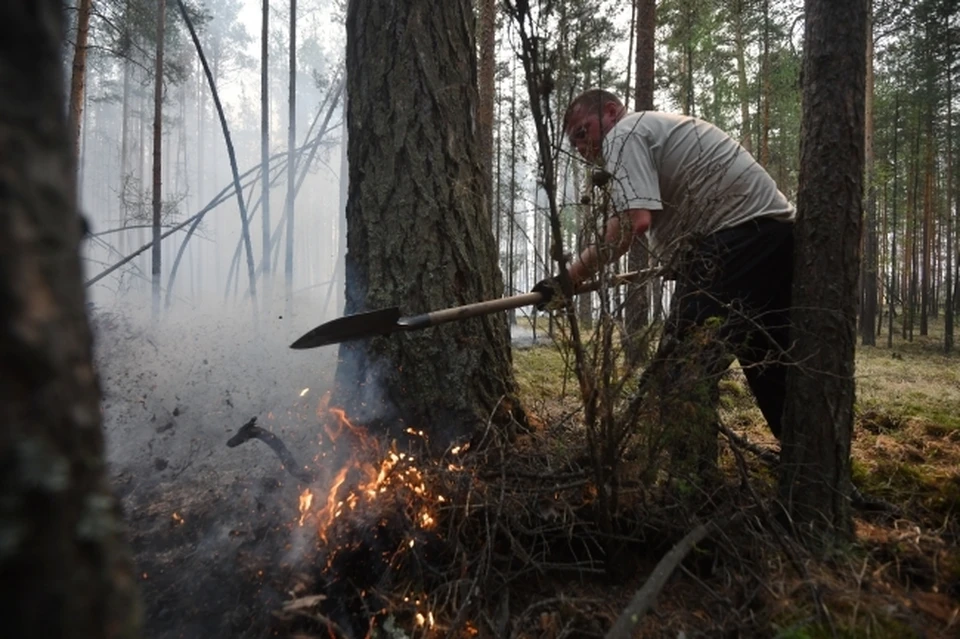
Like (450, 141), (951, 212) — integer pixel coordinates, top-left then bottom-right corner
(531, 276), (565, 312)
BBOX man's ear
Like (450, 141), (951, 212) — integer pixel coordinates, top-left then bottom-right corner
(602, 100), (623, 124)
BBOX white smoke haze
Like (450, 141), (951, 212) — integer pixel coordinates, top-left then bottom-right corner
(71, 2), (563, 634)
(92, 289), (345, 638)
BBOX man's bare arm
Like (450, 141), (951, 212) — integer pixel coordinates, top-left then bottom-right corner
(567, 208), (653, 284)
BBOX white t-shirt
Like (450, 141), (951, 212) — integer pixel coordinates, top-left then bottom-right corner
(602, 111), (795, 264)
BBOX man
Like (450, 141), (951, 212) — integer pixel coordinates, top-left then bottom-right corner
(534, 88), (795, 441)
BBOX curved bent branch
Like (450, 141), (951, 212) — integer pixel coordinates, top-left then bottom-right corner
(175, 0), (258, 314)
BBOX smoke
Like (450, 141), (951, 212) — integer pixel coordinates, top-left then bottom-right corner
(93, 291), (342, 638)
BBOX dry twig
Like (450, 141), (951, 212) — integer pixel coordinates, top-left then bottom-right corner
(605, 521), (715, 639)
(227, 416), (315, 483)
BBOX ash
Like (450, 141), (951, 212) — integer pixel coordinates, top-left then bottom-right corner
(93, 299), (336, 638)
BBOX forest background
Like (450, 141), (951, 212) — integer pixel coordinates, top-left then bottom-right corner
(27, 0), (960, 636)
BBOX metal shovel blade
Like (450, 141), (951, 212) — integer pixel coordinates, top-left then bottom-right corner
(289, 306), (403, 349)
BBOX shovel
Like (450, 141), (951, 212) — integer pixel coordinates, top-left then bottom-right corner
(290, 268), (659, 350)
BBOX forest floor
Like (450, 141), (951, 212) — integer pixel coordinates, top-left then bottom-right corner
(100, 311), (960, 639)
(509, 325), (960, 639)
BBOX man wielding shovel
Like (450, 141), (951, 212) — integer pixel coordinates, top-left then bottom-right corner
(533, 89), (795, 469)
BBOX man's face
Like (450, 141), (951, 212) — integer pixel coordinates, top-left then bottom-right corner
(565, 103), (620, 163)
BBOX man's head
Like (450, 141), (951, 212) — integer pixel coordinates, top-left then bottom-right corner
(563, 89), (627, 162)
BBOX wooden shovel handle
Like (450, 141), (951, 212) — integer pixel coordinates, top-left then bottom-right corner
(398, 267), (660, 331)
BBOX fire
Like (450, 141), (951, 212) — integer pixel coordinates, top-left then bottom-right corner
(317, 467), (348, 543)
(298, 489), (313, 526)
(298, 405), (446, 544)
(414, 611), (436, 628)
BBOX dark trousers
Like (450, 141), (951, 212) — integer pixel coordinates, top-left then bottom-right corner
(663, 218), (794, 439)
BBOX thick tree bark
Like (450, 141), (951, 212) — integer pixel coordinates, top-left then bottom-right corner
(337, 0), (517, 448)
(0, 2), (140, 635)
(779, 0), (866, 536)
(69, 0), (93, 163)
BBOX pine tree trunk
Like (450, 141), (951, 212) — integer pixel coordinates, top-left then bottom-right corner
(336, 0), (518, 448)
(921, 118), (934, 336)
(175, 0), (258, 313)
(779, 0), (866, 536)
(624, 0), (636, 107)
(888, 87), (900, 348)
(120, 55), (131, 255)
(68, 0), (93, 162)
(508, 94), (517, 325)
(285, 0), (297, 317)
(477, 0), (496, 216)
(625, 0), (656, 366)
(0, 2), (140, 634)
(152, 0), (166, 319)
(907, 124), (922, 341)
(261, 0), (271, 303)
(732, 0), (753, 153)
(760, 0), (771, 167)
(947, 31), (955, 353)
(860, 3), (878, 345)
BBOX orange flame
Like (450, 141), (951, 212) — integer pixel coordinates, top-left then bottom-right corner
(298, 489), (313, 526)
(300, 405), (445, 544)
(316, 467), (349, 543)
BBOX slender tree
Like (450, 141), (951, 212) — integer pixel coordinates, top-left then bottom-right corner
(175, 0), (258, 313)
(285, 0), (297, 316)
(0, 1), (140, 634)
(731, 0), (754, 153)
(478, 0), (496, 217)
(68, 0), (94, 163)
(861, 0), (878, 345)
(151, 0), (167, 319)
(888, 83), (900, 347)
(946, 6), (955, 353)
(624, 0), (656, 365)
(261, 0), (271, 304)
(779, 0), (867, 535)
(760, 0), (771, 166)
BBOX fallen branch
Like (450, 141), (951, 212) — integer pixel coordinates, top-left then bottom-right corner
(717, 422), (780, 467)
(227, 417), (315, 483)
(605, 521), (714, 639)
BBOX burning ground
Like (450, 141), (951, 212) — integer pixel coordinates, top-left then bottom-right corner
(95, 308), (959, 638)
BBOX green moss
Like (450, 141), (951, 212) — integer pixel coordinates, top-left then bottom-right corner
(718, 377), (748, 397)
(772, 610), (923, 639)
(513, 344), (574, 401)
(857, 458), (960, 518)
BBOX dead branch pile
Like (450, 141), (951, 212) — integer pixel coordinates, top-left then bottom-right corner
(265, 402), (960, 639)
(268, 408), (790, 639)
